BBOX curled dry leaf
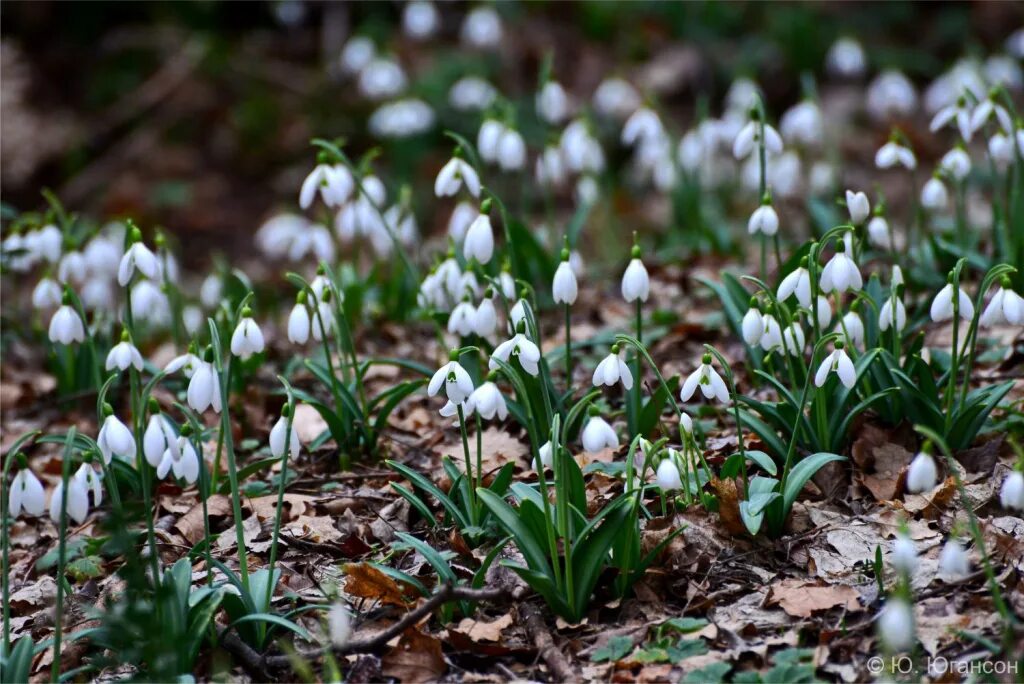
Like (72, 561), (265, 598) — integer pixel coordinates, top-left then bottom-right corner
(343, 562), (413, 607)
(766, 578), (862, 618)
(381, 627), (446, 683)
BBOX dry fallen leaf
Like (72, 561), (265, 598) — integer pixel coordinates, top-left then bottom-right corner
(711, 478), (746, 536)
(343, 562), (412, 607)
(174, 494), (231, 544)
(766, 578), (862, 618)
(454, 612), (513, 643)
(381, 627), (446, 683)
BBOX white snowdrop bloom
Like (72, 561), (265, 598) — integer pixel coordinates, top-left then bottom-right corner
(891, 533), (918, 576)
(552, 259), (578, 305)
(509, 298), (528, 332)
(144, 414), (178, 469)
(592, 348), (633, 391)
(875, 140), (916, 170)
(106, 339), (144, 373)
(939, 147), (971, 181)
(199, 274), (222, 310)
(403, 1), (439, 39)
(921, 175), (948, 211)
(576, 175), (601, 207)
(2, 233), (32, 272)
(230, 313), (265, 360)
(187, 361), (222, 414)
(742, 307), (763, 346)
(970, 96), (1013, 137)
(468, 381), (508, 420)
(256, 214), (310, 258)
(592, 77), (640, 120)
(448, 76), (497, 112)
(50, 477), (90, 525)
(906, 452), (938, 493)
(98, 414), (135, 464)
(1000, 471), (1024, 510)
(497, 271), (515, 302)
(130, 280), (171, 327)
(878, 599), (915, 652)
(340, 36), (374, 75)
(27, 224), (62, 264)
(358, 58), (406, 100)
(157, 436), (199, 484)
(428, 358), (474, 404)
(477, 119), (505, 164)
(490, 332), (542, 376)
(463, 212), (494, 264)
(536, 145), (567, 187)
(448, 299), (476, 336)
(986, 53), (1023, 87)
(536, 441), (554, 469)
(815, 295), (833, 329)
(930, 282), (974, 322)
(769, 151), (802, 200)
(747, 203), (779, 236)
(879, 296), (907, 333)
(814, 342), (856, 388)
(117, 241), (159, 286)
(32, 277), (62, 310)
(48, 304), (86, 345)
(461, 6), (502, 48)
(938, 539), (970, 578)
(497, 128), (527, 172)
(83, 235), (121, 278)
(367, 99), (435, 139)
(677, 129), (709, 173)
(866, 70), (918, 121)
(474, 296), (497, 338)
(840, 311), (865, 348)
(435, 157), (481, 198)
(8, 468), (45, 518)
(724, 77), (760, 113)
(809, 161), (835, 196)
(778, 266), (812, 308)
(656, 458), (683, 492)
(182, 306), (202, 336)
(457, 270), (482, 301)
(622, 107), (664, 147)
(782, 323), (805, 357)
(979, 283), (1024, 327)
(58, 250), (87, 285)
(582, 414), (618, 453)
(733, 118), (783, 159)
(989, 132), (1015, 172)
(447, 201), (477, 243)
(560, 119), (603, 173)
(312, 301), (334, 341)
(1009, 28), (1024, 58)
(826, 37), (866, 78)
(759, 314), (783, 352)
(930, 97), (973, 140)
(680, 354), (729, 404)
(75, 463), (103, 508)
(300, 163), (353, 209)
(287, 301), (311, 344)
(845, 190), (870, 225)
(867, 215), (892, 249)
(892, 265), (904, 288)
(779, 100), (823, 147)
(820, 232), (862, 294)
(621, 257), (649, 303)
(536, 81), (569, 125)
(270, 414), (301, 459)
(328, 603), (352, 648)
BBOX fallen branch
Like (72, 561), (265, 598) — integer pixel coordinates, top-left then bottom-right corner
(519, 602), (576, 682)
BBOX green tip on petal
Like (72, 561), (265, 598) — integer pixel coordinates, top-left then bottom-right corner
(448, 348), (460, 362)
(102, 402), (114, 417)
(701, 352), (712, 365)
(241, 306), (252, 318)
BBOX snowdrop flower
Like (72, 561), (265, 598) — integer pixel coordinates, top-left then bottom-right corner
(50, 476), (89, 525)
(287, 294), (311, 344)
(582, 410), (618, 453)
(906, 452), (938, 493)
(8, 468), (45, 517)
(778, 262), (812, 308)
(83, 234), (121, 278)
(358, 59), (407, 100)
(490, 328), (542, 376)
(76, 463), (103, 508)
(930, 280), (974, 322)
(814, 341), (856, 388)
(989, 132), (1015, 172)
(463, 208), (494, 264)
(340, 36), (374, 75)
(536, 81), (569, 125)
(867, 214), (892, 250)
(106, 333), (144, 373)
(32, 277), (62, 310)
(403, 1), (439, 40)
(930, 96), (973, 140)
(592, 77), (640, 120)
(1000, 471), (1024, 511)
(813, 295), (833, 329)
(535, 145), (567, 187)
(782, 323), (805, 356)
(820, 232), (862, 294)
(866, 71), (918, 121)
(779, 100), (823, 147)
(656, 458), (683, 492)
(118, 239), (159, 286)
(939, 147), (971, 181)
(144, 413), (178, 469)
(98, 411), (135, 464)
(878, 599), (915, 652)
(621, 248), (649, 303)
(429, 353), (475, 404)
(165, 351), (200, 378)
(938, 539), (970, 578)
(846, 190), (870, 225)
(230, 308), (265, 360)
(328, 603), (352, 648)
(747, 201), (779, 236)
(473, 293), (498, 338)
(552, 251), (578, 305)
(733, 113), (783, 160)
(759, 313), (783, 352)
(880, 292), (907, 333)
(575, 176), (600, 206)
(468, 380), (508, 420)
(826, 37), (866, 78)
(970, 94), (1013, 137)
(840, 311), (865, 349)
(448, 298), (476, 337)
(26, 224), (62, 264)
(367, 99), (435, 139)
(312, 300), (334, 341)
(477, 119), (504, 164)
(681, 353), (729, 404)
(435, 156), (481, 198)
(536, 441), (554, 470)
(270, 412), (301, 459)
(57, 250), (87, 285)
(199, 274), (222, 310)
(509, 298), (528, 333)
(725, 78), (760, 113)
(448, 77), (497, 112)
(497, 127), (526, 171)
(875, 139), (916, 170)
(155, 433), (199, 484)
(593, 345), (632, 391)
(622, 107), (664, 147)
(187, 360), (222, 414)
(300, 163), (353, 209)
(447, 201), (477, 243)
(890, 532), (918, 576)
(49, 302), (86, 345)
(130, 280), (171, 327)
(979, 279), (1024, 327)
(742, 304), (763, 346)
(921, 174), (948, 211)
(461, 6), (502, 48)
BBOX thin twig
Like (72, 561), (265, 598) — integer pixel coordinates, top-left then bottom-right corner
(519, 602), (576, 682)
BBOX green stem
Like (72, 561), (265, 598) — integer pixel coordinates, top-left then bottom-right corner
(265, 393), (295, 613)
(216, 353), (249, 592)
(633, 299), (642, 438)
(456, 404), (476, 525)
(51, 430), (76, 683)
(564, 303), (572, 390)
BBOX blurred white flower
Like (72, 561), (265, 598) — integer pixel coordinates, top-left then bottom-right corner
(592, 77), (640, 120)
(359, 59), (407, 100)
(536, 81), (569, 125)
(403, 1), (439, 40)
(368, 99), (434, 138)
(340, 36), (374, 75)
(826, 37), (866, 78)
(866, 70), (917, 121)
(906, 452), (938, 493)
(48, 304), (85, 345)
(461, 6), (503, 48)
(448, 77), (497, 112)
(779, 100), (822, 147)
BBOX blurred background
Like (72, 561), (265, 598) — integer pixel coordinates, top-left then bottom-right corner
(3, 1), (1022, 268)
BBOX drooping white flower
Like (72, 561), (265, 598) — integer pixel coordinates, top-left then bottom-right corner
(656, 458), (683, 492)
(497, 127), (526, 171)
(187, 361), (222, 414)
(49, 476), (90, 525)
(867, 215), (892, 249)
(8, 468), (46, 518)
(890, 532), (918, 576)
(826, 37), (866, 78)
(428, 357), (475, 404)
(48, 304), (86, 345)
(461, 6), (502, 48)
(867, 70), (918, 121)
(877, 599), (915, 652)
(463, 211), (494, 264)
(157, 436), (199, 484)
(300, 163), (353, 209)
(845, 190), (870, 225)
(814, 342), (856, 388)
(165, 352), (200, 378)
(328, 602), (352, 648)
(490, 332), (542, 376)
(622, 107), (664, 147)
(270, 414), (302, 459)
(592, 77), (641, 120)
(939, 147), (971, 181)
(287, 301), (311, 344)
(447, 298), (476, 337)
(339, 36), (374, 75)
(988, 132), (1015, 172)
(536, 81), (569, 125)
(875, 140), (916, 170)
(969, 96), (1013, 137)
(448, 76), (497, 112)
(58, 251), (87, 285)
(473, 295), (498, 339)
(98, 413), (135, 464)
(759, 314), (783, 352)
(621, 257), (650, 303)
(582, 413), (618, 453)
(921, 175), (949, 211)
(106, 337), (144, 373)
(367, 99), (435, 139)
(143, 414), (178, 469)
(118, 241), (159, 286)
(402, 1), (439, 40)
(468, 381), (508, 421)
(680, 354), (729, 404)
(778, 265), (811, 308)
(906, 452), (938, 493)
(742, 306), (763, 346)
(938, 539), (970, 578)
(930, 282), (974, 322)
(130, 280), (171, 327)
(779, 100), (823, 147)
(435, 157), (481, 198)
(1000, 471), (1024, 510)
(447, 201), (478, 244)
(733, 117), (783, 160)
(358, 58), (407, 100)
(814, 295), (833, 329)
(536, 441), (554, 470)
(552, 259), (578, 305)
(879, 296), (907, 333)
(32, 278), (62, 310)
(979, 282), (1024, 327)
(747, 203), (779, 236)
(840, 311), (865, 349)
(27, 224), (63, 264)
(593, 347), (633, 391)
(782, 323), (805, 357)
(930, 96), (972, 140)
(820, 232), (862, 293)
(230, 313), (265, 360)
